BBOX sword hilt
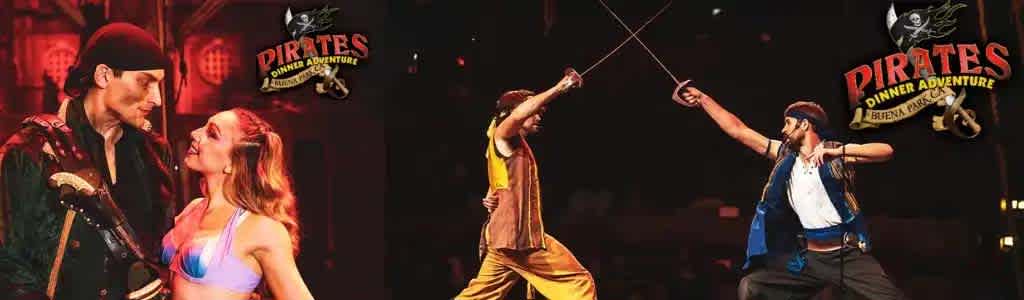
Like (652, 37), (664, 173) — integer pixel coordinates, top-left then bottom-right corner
(563, 67), (583, 89)
(671, 79), (699, 107)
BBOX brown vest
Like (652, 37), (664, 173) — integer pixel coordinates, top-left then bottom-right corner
(485, 135), (546, 251)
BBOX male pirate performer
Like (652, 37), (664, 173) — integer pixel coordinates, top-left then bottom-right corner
(677, 87), (905, 300)
(0, 23), (175, 300)
(453, 73), (597, 300)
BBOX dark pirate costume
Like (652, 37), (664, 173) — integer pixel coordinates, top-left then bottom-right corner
(0, 23), (175, 300)
(739, 111), (904, 300)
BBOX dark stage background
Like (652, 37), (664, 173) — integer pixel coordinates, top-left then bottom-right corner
(1, 0), (1023, 299)
(385, 0), (1024, 299)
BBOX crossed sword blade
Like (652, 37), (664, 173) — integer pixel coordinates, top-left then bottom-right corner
(579, 0), (673, 77)
(576, 0), (695, 105)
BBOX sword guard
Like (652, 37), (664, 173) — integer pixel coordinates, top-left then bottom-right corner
(563, 67), (583, 88)
(671, 79), (698, 107)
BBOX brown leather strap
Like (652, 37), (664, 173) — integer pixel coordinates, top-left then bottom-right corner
(23, 113), (91, 298)
(805, 233), (866, 253)
(21, 114), (86, 172)
(47, 209), (77, 298)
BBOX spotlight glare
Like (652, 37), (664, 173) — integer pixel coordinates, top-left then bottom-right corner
(1000, 236), (1014, 248)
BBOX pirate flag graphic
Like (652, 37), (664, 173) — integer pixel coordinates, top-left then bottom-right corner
(285, 5), (339, 40)
(886, 0), (967, 53)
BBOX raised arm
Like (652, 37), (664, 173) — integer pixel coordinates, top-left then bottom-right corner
(679, 87), (781, 160)
(494, 75), (576, 139)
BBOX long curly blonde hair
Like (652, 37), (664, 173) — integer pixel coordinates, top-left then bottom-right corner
(206, 108), (300, 255)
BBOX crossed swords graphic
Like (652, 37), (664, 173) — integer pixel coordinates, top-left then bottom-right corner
(570, 0), (696, 106)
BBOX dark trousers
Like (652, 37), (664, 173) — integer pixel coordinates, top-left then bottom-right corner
(739, 247), (905, 300)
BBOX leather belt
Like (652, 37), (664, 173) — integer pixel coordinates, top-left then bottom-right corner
(801, 232), (867, 252)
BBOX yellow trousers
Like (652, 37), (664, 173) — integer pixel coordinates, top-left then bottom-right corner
(454, 234), (597, 300)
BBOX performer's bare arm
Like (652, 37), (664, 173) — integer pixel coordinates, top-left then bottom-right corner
(248, 215), (315, 300)
(680, 87), (780, 160)
(808, 142), (894, 166)
(493, 75), (576, 140)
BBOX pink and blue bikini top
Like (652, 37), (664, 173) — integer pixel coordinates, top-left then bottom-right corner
(161, 200), (261, 293)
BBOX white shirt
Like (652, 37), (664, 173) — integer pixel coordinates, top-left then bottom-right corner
(787, 156), (842, 230)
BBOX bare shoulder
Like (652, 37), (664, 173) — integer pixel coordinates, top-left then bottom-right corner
(173, 198), (205, 223)
(182, 198), (206, 213)
(238, 213), (291, 251)
(186, 197), (205, 208)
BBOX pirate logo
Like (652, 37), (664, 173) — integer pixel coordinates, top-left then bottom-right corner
(886, 1), (978, 138)
(278, 5), (350, 100)
(845, 0), (1012, 140)
(315, 65), (350, 100)
(886, 0), (966, 52)
(284, 5), (339, 40)
(259, 4), (364, 101)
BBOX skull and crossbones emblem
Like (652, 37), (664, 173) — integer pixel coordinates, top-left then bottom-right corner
(903, 13), (932, 38)
(298, 15), (314, 32)
(291, 14), (316, 37)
